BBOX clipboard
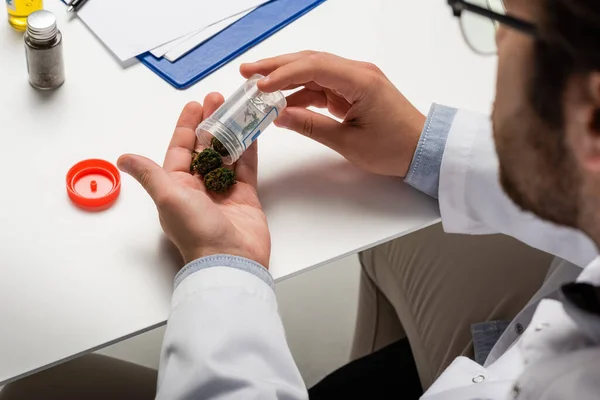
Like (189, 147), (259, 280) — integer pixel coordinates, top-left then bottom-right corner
(138, 0), (327, 89)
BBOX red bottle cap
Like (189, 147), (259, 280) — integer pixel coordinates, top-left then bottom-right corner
(66, 159), (121, 211)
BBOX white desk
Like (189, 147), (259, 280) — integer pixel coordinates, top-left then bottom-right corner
(0, 0), (496, 385)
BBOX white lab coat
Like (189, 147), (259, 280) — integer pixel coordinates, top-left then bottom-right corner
(156, 109), (600, 399)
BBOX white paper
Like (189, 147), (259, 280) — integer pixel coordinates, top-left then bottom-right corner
(150, 7), (254, 60)
(77, 0), (269, 61)
(164, 8), (254, 62)
(150, 29), (200, 58)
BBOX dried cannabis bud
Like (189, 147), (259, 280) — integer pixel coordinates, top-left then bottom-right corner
(204, 168), (236, 193)
(211, 137), (230, 157)
(188, 142), (236, 193)
(190, 151), (199, 172)
(191, 148), (222, 176)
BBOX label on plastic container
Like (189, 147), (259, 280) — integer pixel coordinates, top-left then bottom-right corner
(218, 94), (280, 152)
(6, 0), (16, 11)
(241, 106), (278, 149)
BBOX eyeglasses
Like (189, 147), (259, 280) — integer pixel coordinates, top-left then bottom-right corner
(448, 0), (538, 55)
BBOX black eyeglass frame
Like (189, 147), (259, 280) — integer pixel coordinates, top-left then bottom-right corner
(447, 0), (538, 37)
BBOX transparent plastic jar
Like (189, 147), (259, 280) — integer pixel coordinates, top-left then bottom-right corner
(196, 74), (286, 165)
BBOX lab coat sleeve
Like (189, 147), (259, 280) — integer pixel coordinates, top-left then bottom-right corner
(439, 109), (597, 267)
(156, 255), (308, 400)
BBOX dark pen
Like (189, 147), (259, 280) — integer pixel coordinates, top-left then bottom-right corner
(67, 0), (90, 13)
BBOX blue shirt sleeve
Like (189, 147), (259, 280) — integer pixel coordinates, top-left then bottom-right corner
(404, 104), (458, 199)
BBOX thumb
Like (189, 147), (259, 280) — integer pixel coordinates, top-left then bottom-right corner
(117, 154), (171, 203)
(275, 107), (348, 153)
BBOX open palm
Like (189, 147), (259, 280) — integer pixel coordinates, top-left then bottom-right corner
(118, 94), (271, 268)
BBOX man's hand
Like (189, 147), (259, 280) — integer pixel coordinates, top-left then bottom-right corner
(241, 51), (426, 178)
(117, 94), (271, 267)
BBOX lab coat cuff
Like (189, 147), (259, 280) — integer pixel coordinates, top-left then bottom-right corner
(438, 109), (491, 234)
(404, 103), (458, 199)
(174, 254), (274, 291)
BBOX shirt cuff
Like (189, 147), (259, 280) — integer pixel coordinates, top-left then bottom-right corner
(174, 254), (274, 291)
(404, 103), (458, 199)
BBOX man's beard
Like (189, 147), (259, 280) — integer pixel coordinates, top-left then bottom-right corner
(498, 164), (539, 216)
(494, 111), (581, 230)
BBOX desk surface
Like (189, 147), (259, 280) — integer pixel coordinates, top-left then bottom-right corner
(0, 0), (496, 384)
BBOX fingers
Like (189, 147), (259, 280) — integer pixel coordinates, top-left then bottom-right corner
(118, 154), (172, 206)
(240, 51), (316, 78)
(235, 141), (258, 189)
(195, 92), (225, 152)
(273, 81), (324, 92)
(203, 92), (225, 121)
(288, 88), (351, 120)
(285, 88), (328, 109)
(274, 107), (350, 154)
(251, 53), (371, 103)
(163, 102), (203, 173)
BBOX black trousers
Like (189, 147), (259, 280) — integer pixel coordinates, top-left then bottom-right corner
(308, 338), (423, 399)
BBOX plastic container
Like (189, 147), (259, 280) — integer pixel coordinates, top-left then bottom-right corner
(196, 74), (286, 165)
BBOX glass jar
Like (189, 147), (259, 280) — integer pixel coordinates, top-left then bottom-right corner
(24, 10), (65, 90)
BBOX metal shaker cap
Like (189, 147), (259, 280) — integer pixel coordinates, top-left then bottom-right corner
(26, 10), (58, 42)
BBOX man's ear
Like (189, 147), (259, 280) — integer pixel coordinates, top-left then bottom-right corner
(570, 73), (600, 172)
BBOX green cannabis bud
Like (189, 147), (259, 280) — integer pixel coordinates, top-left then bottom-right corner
(191, 148), (222, 176)
(204, 168), (236, 193)
(211, 137), (230, 157)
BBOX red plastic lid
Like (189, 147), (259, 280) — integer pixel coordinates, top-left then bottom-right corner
(66, 159), (121, 211)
